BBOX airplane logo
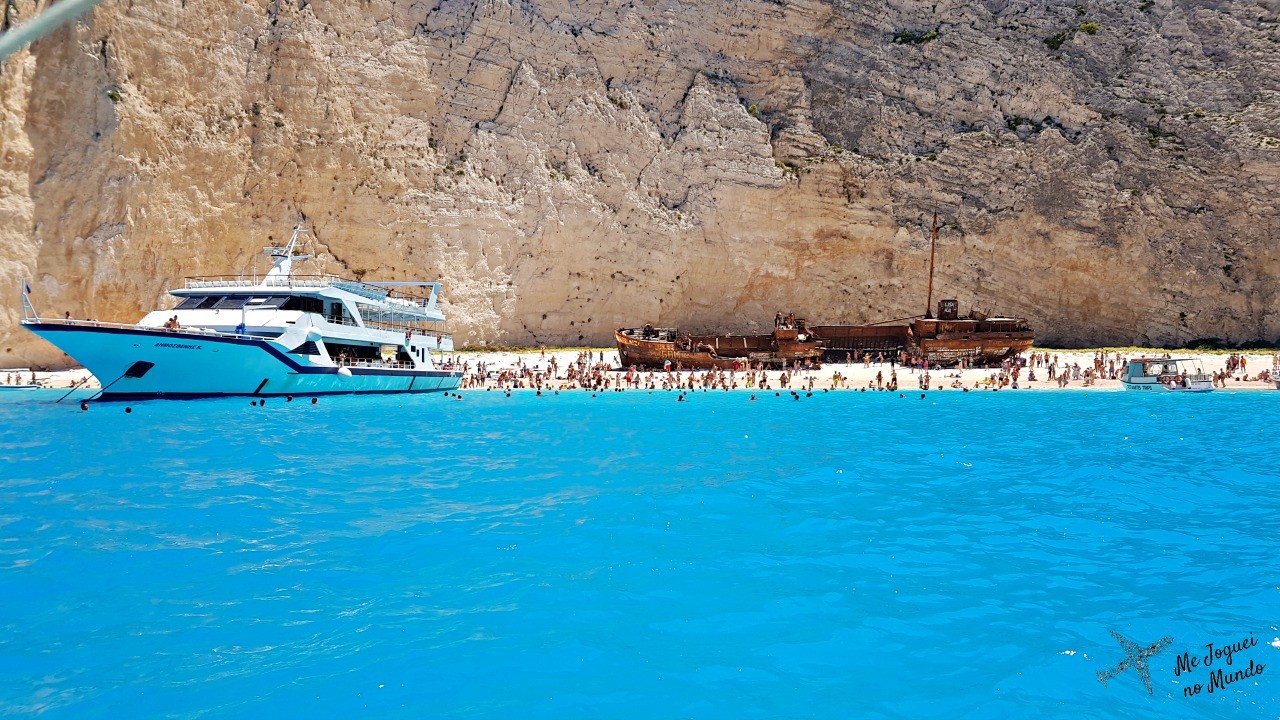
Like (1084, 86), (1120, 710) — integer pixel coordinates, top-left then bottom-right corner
(1097, 630), (1174, 694)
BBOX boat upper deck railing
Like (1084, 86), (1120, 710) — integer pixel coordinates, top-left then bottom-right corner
(27, 317), (274, 341)
(25, 317), (453, 344)
(183, 275), (439, 306)
(323, 313), (453, 339)
(336, 358), (419, 371)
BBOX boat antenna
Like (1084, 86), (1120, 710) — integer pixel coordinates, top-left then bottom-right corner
(264, 226), (311, 281)
(925, 211), (938, 319)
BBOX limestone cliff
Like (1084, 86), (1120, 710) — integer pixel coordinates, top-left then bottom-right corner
(2, 0), (1279, 366)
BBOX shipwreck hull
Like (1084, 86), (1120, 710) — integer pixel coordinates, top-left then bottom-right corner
(812, 325), (909, 362)
(907, 333), (1034, 367)
(906, 314), (1034, 367)
(615, 328), (823, 369)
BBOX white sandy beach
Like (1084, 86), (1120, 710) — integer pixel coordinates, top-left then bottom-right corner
(447, 348), (1277, 392)
(0, 367), (96, 390)
(4, 349), (1275, 393)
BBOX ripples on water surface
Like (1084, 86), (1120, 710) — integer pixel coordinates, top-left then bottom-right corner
(1, 389), (1278, 718)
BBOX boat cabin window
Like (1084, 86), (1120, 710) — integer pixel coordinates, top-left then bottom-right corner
(176, 295), (316, 312)
(281, 296), (323, 314)
(174, 295), (222, 310)
(327, 301), (354, 324)
(245, 296), (288, 309)
(1127, 362), (1144, 376)
(214, 296), (250, 310)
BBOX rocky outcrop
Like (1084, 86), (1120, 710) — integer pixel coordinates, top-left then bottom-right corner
(2, 0), (1278, 366)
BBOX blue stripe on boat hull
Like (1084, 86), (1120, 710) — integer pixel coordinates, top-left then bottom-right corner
(23, 322), (462, 399)
(98, 388), (456, 402)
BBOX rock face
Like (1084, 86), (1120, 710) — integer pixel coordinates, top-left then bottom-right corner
(2, 0), (1278, 366)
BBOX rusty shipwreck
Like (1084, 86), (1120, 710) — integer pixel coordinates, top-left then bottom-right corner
(615, 320), (825, 370)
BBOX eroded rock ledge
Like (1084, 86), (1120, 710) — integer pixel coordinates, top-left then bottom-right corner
(2, 0), (1278, 366)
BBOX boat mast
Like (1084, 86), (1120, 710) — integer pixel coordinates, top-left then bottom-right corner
(925, 212), (938, 319)
(264, 226), (310, 282)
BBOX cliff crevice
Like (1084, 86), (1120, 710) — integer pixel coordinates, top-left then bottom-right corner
(1, 0), (1278, 366)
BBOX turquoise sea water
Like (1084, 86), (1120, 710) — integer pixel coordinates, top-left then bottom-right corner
(1, 388), (1278, 718)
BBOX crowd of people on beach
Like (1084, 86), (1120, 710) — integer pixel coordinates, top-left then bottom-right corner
(11, 349), (1278, 401)
(455, 350), (840, 393)
(3, 372), (37, 386)
(453, 351), (1015, 393)
(444, 347), (1280, 395)
(1219, 353), (1272, 385)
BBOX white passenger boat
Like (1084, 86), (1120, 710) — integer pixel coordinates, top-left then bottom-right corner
(20, 228), (462, 400)
(1120, 357), (1214, 392)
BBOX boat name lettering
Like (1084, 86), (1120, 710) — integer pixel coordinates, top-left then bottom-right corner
(154, 342), (203, 350)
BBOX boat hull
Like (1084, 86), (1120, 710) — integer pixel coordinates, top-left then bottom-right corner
(905, 318), (1035, 366)
(615, 328), (823, 369)
(1121, 379), (1215, 393)
(24, 323), (460, 400)
(909, 335), (1035, 366)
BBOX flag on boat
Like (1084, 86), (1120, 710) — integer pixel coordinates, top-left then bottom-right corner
(22, 280), (31, 295)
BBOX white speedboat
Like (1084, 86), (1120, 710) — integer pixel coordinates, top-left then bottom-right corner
(21, 228), (462, 400)
(1120, 357), (1214, 392)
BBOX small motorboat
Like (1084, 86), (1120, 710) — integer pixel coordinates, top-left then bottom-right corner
(1120, 358), (1214, 392)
